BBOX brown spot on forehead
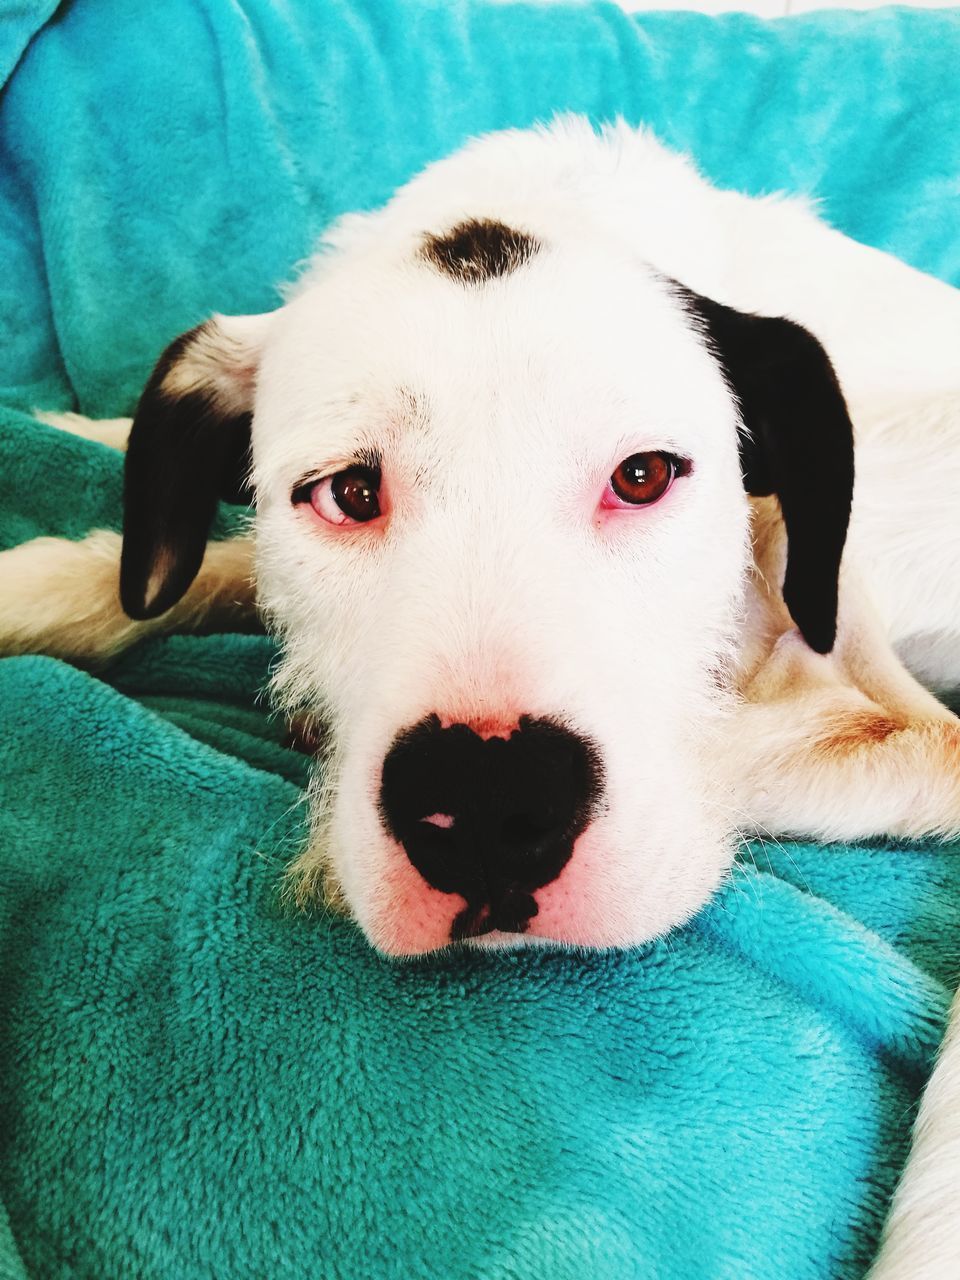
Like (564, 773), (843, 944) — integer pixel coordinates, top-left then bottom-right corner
(420, 218), (541, 284)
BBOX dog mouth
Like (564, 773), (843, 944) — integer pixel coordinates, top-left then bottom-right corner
(284, 711), (733, 957)
(451, 888), (540, 942)
(296, 814), (735, 958)
(417, 820), (550, 942)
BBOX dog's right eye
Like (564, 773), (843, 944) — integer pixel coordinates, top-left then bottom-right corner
(292, 465), (382, 525)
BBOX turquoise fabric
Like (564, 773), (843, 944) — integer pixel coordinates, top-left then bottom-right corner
(1, 3), (959, 1277)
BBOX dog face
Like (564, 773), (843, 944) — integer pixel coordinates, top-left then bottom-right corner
(252, 232), (752, 953)
(120, 125), (853, 955)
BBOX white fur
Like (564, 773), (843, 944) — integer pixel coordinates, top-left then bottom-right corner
(251, 120), (960, 950)
(868, 986), (960, 1280)
(253, 226), (750, 950)
(3, 118), (960, 1272)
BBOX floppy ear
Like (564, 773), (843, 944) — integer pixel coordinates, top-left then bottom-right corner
(120, 312), (272, 620)
(680, 290), (855, 654)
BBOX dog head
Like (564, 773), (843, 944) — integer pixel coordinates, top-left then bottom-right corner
(120, 123), (853, 955)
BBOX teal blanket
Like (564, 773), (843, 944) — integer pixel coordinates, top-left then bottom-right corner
(2, 3), (959, 1277)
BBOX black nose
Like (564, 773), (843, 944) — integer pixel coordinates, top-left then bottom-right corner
(379, 715), (603, 941)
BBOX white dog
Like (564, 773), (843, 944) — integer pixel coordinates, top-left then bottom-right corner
(2, 118), (959, 1275)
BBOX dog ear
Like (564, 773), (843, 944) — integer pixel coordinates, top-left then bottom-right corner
(681, 290), (855, 654)
(120, 313), (273, 620)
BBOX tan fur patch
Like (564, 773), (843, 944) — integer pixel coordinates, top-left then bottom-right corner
(813, 710), (906, 759)
(0, 530), (256, 665)
(924, 719), (960, 772)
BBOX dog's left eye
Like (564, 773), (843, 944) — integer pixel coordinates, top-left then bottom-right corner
(294, 465), (382, 525)
(602, 452), (688, 508)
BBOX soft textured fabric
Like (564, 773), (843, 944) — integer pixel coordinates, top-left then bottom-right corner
(1, 3), (959, 1277)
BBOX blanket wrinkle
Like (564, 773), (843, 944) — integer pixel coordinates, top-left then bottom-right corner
(698, 871), (951, 1079)
(2, 3), (960, 1278)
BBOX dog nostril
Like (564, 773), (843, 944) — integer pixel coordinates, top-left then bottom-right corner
(420, 812), (455, 830)
(413, 816), (457, 857)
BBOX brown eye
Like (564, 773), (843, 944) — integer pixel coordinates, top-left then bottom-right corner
(607, 452), (681, 506)
(330, 466), (381, 521)
(294, 465), (382, 525)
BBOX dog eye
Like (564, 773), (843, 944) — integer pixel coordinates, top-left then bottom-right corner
(295, 465), (382, 525)
(604, 452), (685, 507)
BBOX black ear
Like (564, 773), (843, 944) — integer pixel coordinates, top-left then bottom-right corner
(120, 316), (266, 620)
(681, 290), (855, 654)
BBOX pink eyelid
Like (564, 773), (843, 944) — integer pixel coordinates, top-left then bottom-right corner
(599, 477), (672, 510)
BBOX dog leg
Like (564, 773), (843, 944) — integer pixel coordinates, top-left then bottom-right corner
(731, 628), (960, 841)
(731, 500), (960, 841)
(867, 989), (960, 1279)
(0, 530), (256, 664)
(33, 411), (133, 451)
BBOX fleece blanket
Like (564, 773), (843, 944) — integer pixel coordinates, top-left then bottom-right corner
(1, 2), (960, 1277)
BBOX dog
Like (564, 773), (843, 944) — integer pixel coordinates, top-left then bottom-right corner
(2, 118), (959, 1275)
